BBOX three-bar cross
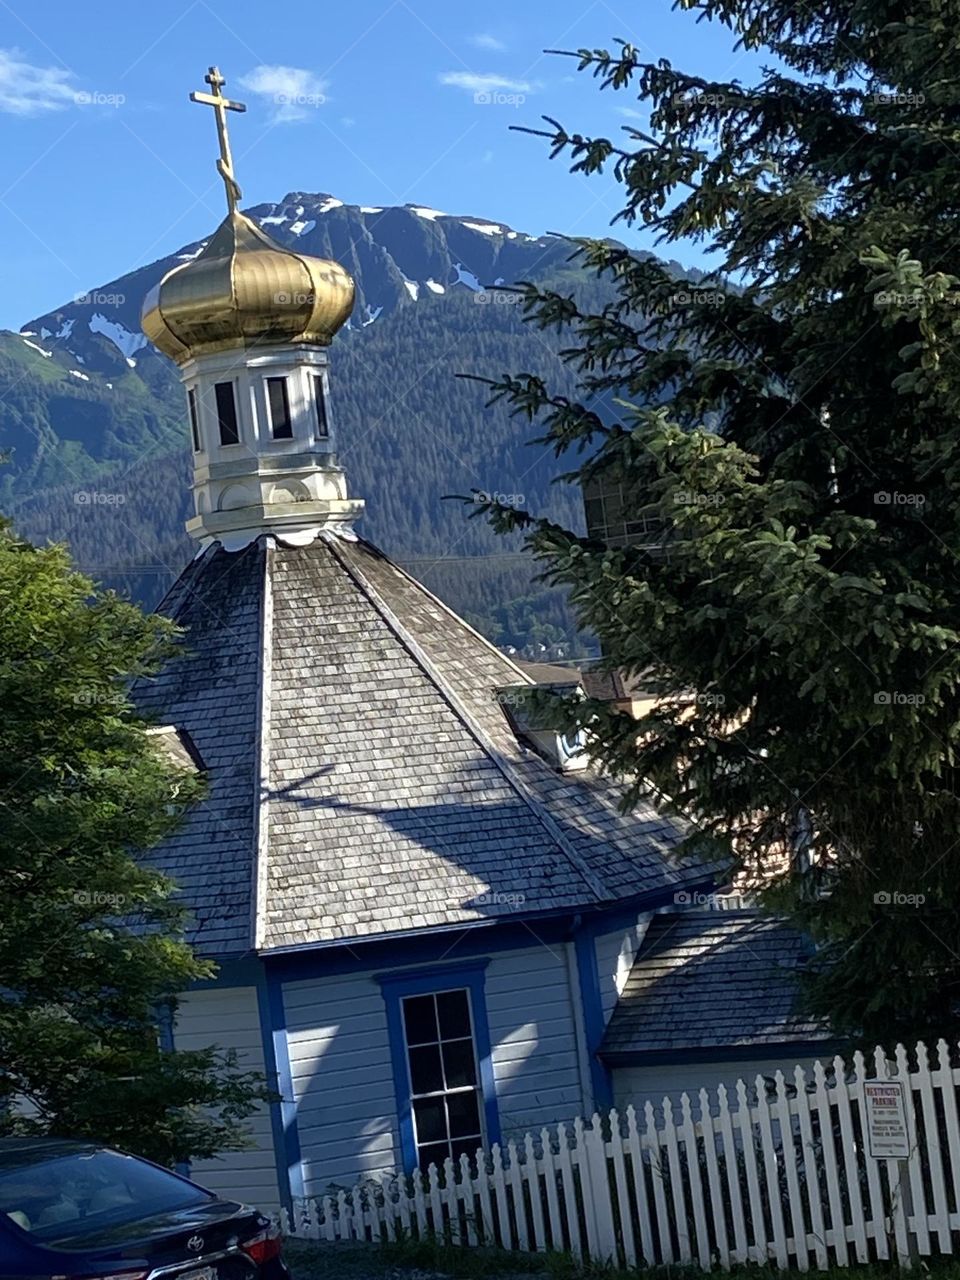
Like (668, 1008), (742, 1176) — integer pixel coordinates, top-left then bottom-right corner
(190, 66), (247, 214)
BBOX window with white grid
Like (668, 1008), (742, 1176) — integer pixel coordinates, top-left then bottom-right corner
(401, 988), (484, 1172)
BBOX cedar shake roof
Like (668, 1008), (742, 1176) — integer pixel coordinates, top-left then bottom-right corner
(600, 911), (831, 1058)
(134, 535), (719, 956)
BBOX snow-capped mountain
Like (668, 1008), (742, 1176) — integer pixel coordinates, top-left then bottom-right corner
(4, 192), (694, 646)
(22, 193), (575, 376)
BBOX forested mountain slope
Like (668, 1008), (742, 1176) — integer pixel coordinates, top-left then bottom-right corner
(3, 194), (697, 651)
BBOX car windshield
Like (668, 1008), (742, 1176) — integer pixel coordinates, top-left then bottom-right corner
(0, 1148), (211, 1244)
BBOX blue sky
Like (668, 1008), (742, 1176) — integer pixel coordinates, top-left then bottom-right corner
(0, 0), (764, 329)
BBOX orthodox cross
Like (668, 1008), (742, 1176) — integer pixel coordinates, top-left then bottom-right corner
(190, 66), (246, 214)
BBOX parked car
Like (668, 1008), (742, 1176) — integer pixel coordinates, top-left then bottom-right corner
(0, 1138), (289, 1279)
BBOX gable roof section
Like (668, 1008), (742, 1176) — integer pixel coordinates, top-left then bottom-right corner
(135, 534), (721, 955)
(333, 542), (692, 892)
(132, 542), (264, 954)
(600, 911), (831, 1058)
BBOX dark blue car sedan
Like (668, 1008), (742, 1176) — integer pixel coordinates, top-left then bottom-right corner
(0, 1139), (290, 1280)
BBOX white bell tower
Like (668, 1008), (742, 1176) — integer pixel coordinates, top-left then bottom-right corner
(180, 342), (363, 550)
(140, 66), (362, 551)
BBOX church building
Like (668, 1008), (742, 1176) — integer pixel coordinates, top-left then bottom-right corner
(134, 69), (835, 1214)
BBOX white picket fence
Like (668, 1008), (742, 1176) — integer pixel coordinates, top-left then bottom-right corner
(282, 1039), (960, 1270)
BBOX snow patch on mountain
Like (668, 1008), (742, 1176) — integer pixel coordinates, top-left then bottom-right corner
(22, 337), (52, 358)
(57, 319), (75, 340)
(126, 356), (137, 367)
(360, 206), (383, 213)
(69, 369), (89, 381)
(89, 313), (149, 360)
(317, 197), (344, 213)
(410, 206), (447, 221)
(361, 305), (383, 327)
(177, 244), (206, 261)
(463, 221), (502, 236)
(402, 278), (420, 302)
(426, 279), (445, 294)
(40, 328), (51, 339)
(260, 213), (288, 226)
(453, 263), (483, 292)
(289, 218), (316, 236)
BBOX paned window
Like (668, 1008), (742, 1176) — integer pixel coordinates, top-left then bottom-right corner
(402, 989), (484, 1171)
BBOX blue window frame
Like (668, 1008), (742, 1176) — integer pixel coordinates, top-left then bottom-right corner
(376, 960), (500, 1173)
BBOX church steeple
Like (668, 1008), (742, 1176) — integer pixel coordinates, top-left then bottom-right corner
(140, 66), (362, 551)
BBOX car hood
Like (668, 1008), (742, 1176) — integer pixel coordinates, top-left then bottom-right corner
(47, 1197), (263, 1259)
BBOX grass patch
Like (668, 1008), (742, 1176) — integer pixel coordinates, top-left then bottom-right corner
(282, 1236), (562, 1280)
(379, 1235), (570, 1277)
(282, 1233), (960, 1280)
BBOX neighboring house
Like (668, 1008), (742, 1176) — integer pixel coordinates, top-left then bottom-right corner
(517, 659), (659, 721)
(600, 911), (843, 1111)
(131, 71), (832, 1215)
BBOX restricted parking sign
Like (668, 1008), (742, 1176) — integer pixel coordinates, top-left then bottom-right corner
(863, 1080), (911, 1159)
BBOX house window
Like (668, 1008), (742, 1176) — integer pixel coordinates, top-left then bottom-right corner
(214, 381), (240, 446)
(311, 373), (329, 440)
(267, 376), (293, 439)
(377, 961), (499, 1175)
(187, 387), (201, 452)
(403, 989), (484, 1171)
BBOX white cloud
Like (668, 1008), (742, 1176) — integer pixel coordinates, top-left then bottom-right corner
(617, 106), (645, 120)
(439, 72), (535, 95)
(0, 48), (78, 115)
(469, 34), (506, 51)
(239, 65), (327, 124)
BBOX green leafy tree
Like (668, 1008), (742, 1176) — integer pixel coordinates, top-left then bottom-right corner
(478, 1), (960, 1047)
(0, 523), (267, 1164)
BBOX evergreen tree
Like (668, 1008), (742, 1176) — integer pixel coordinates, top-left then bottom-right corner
(479, 0), (960, 1046)
(0, 523), (266, 1164)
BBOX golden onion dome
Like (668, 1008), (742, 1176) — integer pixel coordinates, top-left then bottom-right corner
(141, 209), (355, 364)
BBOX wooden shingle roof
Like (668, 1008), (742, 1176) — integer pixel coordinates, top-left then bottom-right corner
(134, 535), (721, 955)
(601, 911), (832, 1058)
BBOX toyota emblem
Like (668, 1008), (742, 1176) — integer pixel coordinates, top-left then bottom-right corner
(187, 1235), (204, 1252)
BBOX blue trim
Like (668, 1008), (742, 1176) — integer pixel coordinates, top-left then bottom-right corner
(256, 969), (304, 1213)
(377, 960), (500, 1173)
(574, 931), (613, 1112)
(187, 957), (265, 991)
(157, 1002), (190, 1178)
(375, 959), (494, 989)
(156, 1001), (175, 1053)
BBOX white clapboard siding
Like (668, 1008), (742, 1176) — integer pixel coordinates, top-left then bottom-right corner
(613, 1054), (829, 1117)
(485, 947), (584, 1134)
(283, 1039), (960, 1275)
(283, 971), (400, 1193)
(174, 986), (280, 1210)
(593, 914), (649, 1024)
(284, 947), (587, 1190)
